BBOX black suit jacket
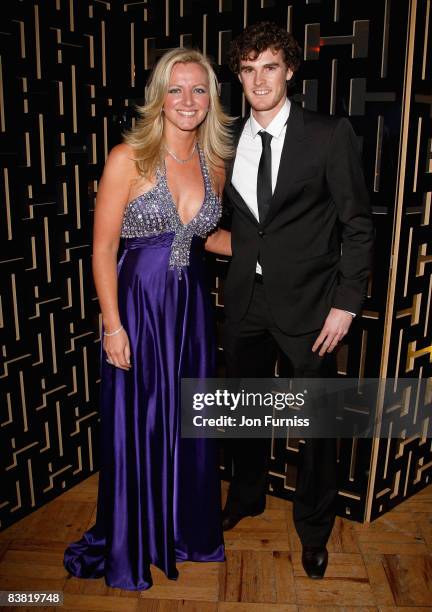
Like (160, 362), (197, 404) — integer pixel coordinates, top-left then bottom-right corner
(223, 101), (374, 335)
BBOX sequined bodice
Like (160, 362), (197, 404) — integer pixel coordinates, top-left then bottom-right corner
(120, 147), (221, 272)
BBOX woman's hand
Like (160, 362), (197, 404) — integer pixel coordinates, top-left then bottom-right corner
(104, 328), (132, 371)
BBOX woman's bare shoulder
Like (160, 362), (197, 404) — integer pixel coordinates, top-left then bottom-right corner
(107, 143), (137, 165)
(102, 144), (139, 183)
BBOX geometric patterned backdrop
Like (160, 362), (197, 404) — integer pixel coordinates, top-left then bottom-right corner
(0, 0), (430, 530)
(367, 0), (432, 520)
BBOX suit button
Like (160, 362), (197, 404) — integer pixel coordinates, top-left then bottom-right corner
(258, 230), (265, 237)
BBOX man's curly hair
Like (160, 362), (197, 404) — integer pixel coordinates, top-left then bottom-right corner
(228, 21), (302, 74)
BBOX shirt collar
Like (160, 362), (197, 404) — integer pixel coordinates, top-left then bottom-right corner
(248, 98), (291, 139)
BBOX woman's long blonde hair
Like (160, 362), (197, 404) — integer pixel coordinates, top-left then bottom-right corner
(124, 48), (234, 183)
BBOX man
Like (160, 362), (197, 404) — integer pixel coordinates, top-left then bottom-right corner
(222, 22), (374, 579)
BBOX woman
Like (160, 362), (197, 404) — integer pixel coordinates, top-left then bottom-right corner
(63, 48), (232, 591)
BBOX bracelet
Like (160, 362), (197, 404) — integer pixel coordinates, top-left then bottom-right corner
(103, 325), (123, 337)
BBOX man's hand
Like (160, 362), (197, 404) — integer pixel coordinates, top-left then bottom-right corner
(312, 308), (354, 357)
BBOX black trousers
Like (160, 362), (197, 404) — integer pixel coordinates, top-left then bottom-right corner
(223, 280), (338, 547)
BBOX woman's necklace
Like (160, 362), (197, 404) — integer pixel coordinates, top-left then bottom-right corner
(165, 142), (197, 164)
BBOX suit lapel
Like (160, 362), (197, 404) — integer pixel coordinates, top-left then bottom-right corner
(225, 116), (258, 223)
(263, 102), (306, 226)
(226, 116), (247, 183)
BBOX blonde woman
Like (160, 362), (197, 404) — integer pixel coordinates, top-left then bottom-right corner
(64, 48), (232, 591)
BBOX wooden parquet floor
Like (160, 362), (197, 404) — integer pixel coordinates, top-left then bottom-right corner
(0, 475), (431, 611)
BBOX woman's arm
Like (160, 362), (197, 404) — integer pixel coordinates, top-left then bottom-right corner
(92, 143), (135, 370)
(205, 228), (231, 256)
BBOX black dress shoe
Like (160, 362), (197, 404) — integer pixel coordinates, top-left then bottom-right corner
(222, 508), (264, 531)
(301, 546), (328, 579)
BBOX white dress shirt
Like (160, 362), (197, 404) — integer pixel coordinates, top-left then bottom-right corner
(231, 98), (290, 274)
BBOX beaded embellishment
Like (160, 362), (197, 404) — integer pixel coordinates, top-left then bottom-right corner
(120, 146), (221, 277)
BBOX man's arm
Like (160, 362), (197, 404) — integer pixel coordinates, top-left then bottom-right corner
(313, 118), (374, 356)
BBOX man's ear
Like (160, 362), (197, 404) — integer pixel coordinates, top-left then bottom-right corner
(237, 72), (243, 83)
(286, 68), (294, 82)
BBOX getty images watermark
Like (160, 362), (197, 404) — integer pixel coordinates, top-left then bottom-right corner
(181, 378), (432, 438)
(192, 388), (309, 428)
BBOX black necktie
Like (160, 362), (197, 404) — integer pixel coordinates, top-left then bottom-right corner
(257, 131), (273, 222)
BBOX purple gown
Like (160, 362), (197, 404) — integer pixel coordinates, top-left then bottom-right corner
(63, 147), (225, 590)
